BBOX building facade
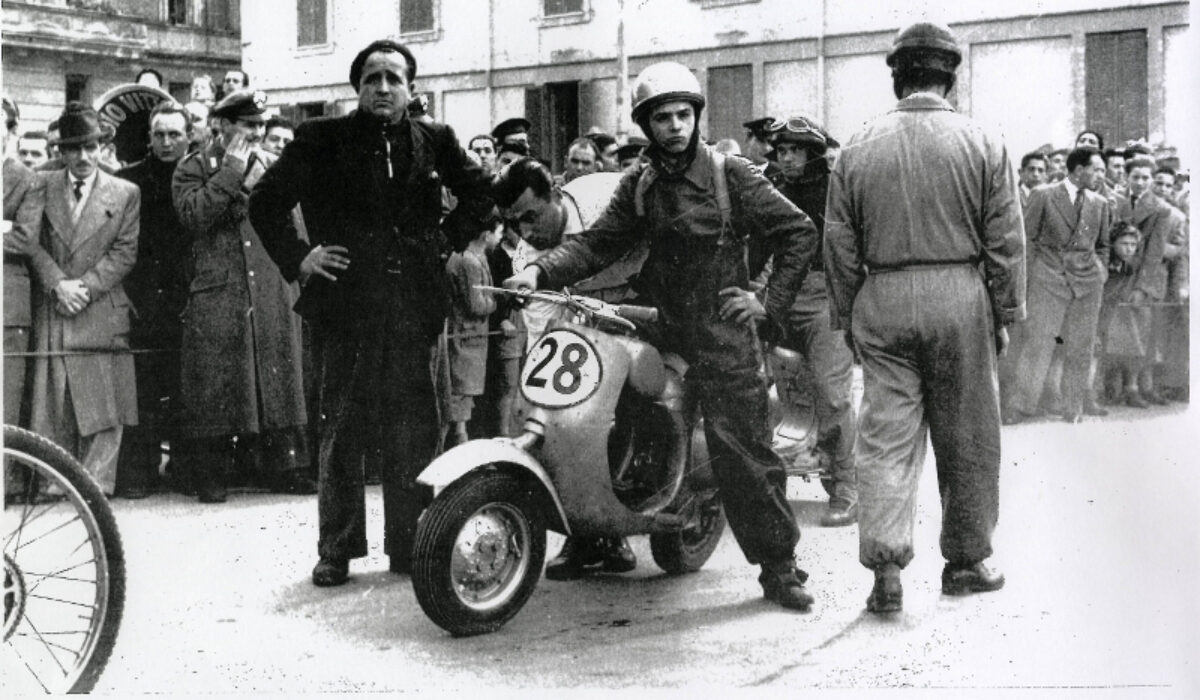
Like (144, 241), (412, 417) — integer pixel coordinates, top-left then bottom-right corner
(248, 0), (1189, 169)
(3, 0), (242, 130)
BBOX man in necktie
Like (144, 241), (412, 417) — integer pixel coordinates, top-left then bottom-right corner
(1003, 146), (1112, 424)
(25, 102), (140, 496)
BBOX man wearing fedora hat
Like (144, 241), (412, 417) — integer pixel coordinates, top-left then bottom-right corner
(25, 101), (141, 496)
(172, 89), (313, 504)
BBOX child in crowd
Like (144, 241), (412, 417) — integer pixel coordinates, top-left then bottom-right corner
(440, 217), (503, 450)
(1099, 223), (1149, 406)
(481, 224), (525, 437)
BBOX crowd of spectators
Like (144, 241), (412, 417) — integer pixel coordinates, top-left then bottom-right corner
(2, 62), (1189, 512)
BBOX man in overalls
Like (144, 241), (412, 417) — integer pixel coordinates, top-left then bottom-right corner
(506, 61), (821, 611)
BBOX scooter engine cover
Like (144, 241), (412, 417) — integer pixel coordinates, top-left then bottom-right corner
(520, 328), (604, 408)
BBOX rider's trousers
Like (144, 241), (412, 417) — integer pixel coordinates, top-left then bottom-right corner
(311, 288), (438, 564)
(851, 267), (1001, 569)
(782, 271), (858, 507)
(689, 362), (800, 566)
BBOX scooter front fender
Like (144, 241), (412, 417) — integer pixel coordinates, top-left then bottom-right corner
(415, 438), (571, 534)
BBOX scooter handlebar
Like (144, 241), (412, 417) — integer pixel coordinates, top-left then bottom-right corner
(615, 304), (659, 325)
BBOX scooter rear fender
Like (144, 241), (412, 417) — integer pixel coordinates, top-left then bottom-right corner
(415, 438), (572, 534)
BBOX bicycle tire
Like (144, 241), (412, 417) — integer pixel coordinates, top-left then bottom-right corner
(3, 425), (126, 693)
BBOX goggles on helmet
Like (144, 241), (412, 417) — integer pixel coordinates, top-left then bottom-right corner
(766, 118), (827, 145)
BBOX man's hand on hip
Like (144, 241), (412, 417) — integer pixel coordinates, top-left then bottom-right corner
(299, 244), (350, 285)
(718, 286), (766, 328)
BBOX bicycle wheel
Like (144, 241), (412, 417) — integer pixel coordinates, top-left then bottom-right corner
(3, 425), (126, 694)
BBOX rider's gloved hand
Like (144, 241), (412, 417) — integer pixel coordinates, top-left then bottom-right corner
(718, 286), (766, 327)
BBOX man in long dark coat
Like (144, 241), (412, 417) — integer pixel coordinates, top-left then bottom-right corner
(249, 40), (493, 586)
(115, 101), (193, 498)
(173, 90), (312, 503)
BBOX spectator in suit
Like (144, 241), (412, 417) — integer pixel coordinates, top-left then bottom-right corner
(1004, 147), (1111, 424)
(26, 102), (141, 496)
(1116, 156), (1187, 406)
(3, 97), (45, 431)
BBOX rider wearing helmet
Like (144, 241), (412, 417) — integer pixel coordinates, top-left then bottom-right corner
(825, 22), (1024, 613)
(506, 61), (822, 611)
(762, 115), (859, 529)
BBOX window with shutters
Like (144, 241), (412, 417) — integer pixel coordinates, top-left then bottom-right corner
(544, 0), (583, 15)
(400, 0), (441, 42)
(539, 0), (590, 27)
(297, 0), (328, 48)
(167, 0), (190, 25)
(707, 65), (753, 145)
(1085, 30), (1149, 146)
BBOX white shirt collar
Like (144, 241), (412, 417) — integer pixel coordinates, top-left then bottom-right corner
(67, 169), (100, 203)
(1063, 178), (1081, 202)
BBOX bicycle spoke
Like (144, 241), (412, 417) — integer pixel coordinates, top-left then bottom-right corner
(20, 612), (73, 676)
(28, 593), (99, 611)
(7, 642), (54, 693)
(25, 561), (99, 596)
(9, 514), (84, 553)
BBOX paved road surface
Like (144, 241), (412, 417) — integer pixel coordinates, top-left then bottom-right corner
(76, 401), (1199, 696)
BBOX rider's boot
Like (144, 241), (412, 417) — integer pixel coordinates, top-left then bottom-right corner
(598, 537), (637, 573)
(758, 559), (814, 611)
(866, 563), (903, 613)
(544, 537), (604, 580)
(820, 500), (857, 527)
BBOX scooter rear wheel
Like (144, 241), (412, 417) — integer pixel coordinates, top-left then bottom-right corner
(649, 492), (726, 575)
(412, 469), (545, 637)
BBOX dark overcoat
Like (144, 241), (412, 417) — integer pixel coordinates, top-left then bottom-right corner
(172, 146), (305, 437)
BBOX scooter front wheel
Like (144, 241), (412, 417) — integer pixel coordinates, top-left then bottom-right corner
(412, 470), (546, 637)
(650, 491), (727, 575)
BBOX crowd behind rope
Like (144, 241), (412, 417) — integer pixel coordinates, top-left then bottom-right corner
(0, 34), (1189, 605)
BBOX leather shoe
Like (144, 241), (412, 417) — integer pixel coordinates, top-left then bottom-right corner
(600, 537), (637, 573)
(117, 484), (148, 500)
(1001, 408), (1033, 426)
(941, 561), (1005, 596)
(1141, 390), (1169, 406)
(312, 557), (349, 587)
(1061, 412), (1082, 424)
(759, 561), (814, 611)
(272, 470), (317, 495)
(820, 502), (857, 528)
(544, 537), (636, 580)
(1125, 393), (1150, 409)
(866, 563), (903, 613)
(197, 483), (227, 504)
(1082, 400), (1108, 417)
(545, 537), (603, 580)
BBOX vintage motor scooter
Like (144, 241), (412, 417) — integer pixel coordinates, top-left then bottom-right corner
(411, 287), (727, 637)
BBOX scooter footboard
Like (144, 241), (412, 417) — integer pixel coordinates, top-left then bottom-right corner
(415, 438), (572, 534)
